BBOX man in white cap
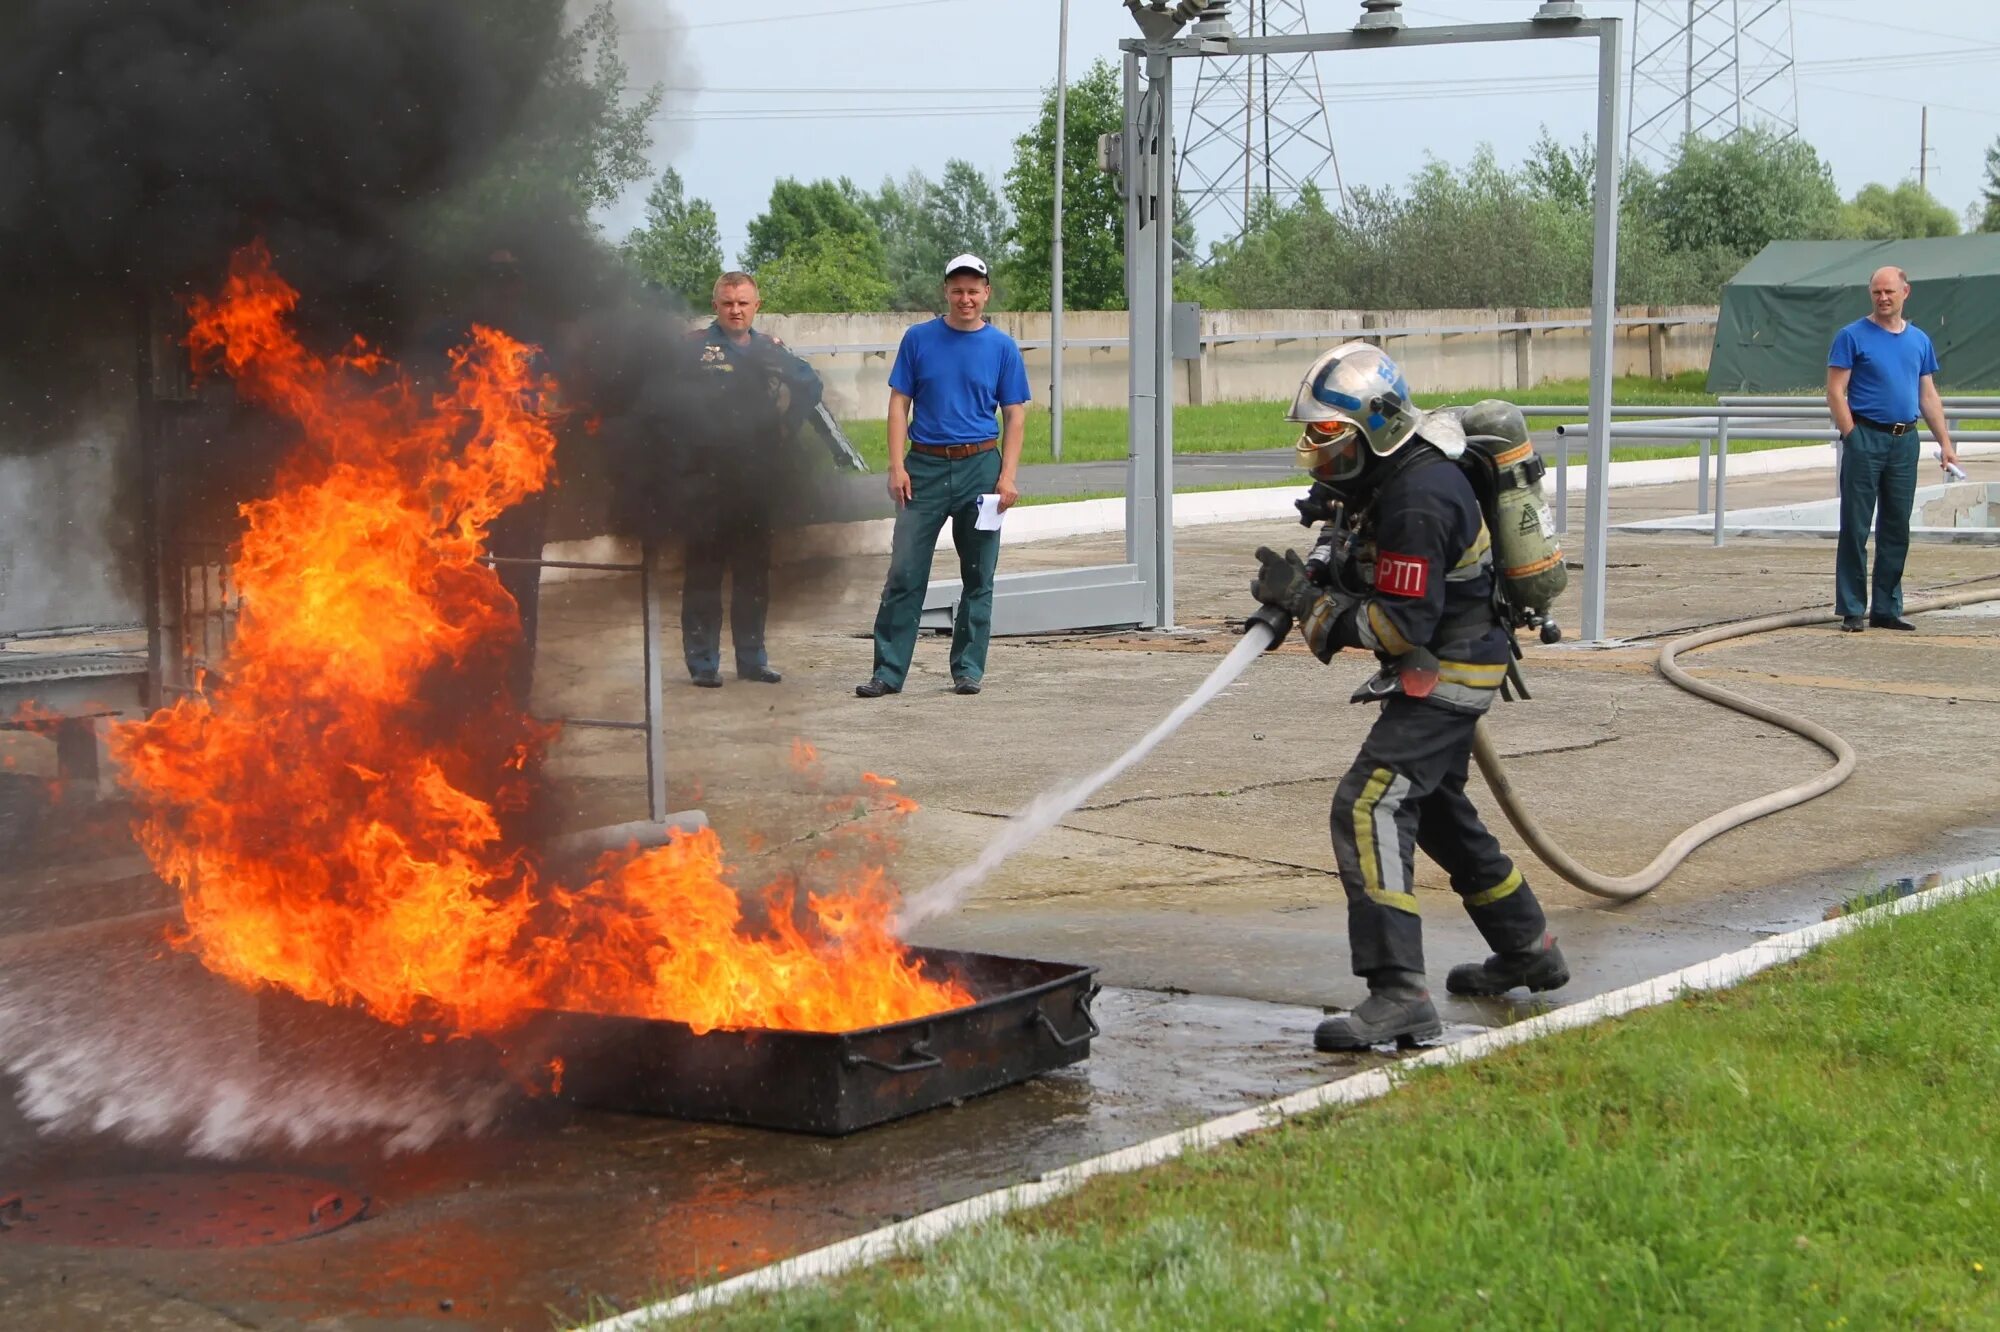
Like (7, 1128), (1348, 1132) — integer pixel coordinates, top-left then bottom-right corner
(856, 254), (1031, 697)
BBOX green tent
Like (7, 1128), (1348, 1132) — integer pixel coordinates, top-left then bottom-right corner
(1707, 235), (2000, 393)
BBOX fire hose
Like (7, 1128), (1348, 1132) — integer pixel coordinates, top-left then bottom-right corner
(1471, 580), (2000, 902)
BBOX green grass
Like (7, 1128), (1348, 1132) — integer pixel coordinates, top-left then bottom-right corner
(659, 884), (2000, 1330)
(841, 372), (1723, 471)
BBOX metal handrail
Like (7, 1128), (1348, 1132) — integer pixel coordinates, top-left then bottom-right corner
(1721, 394), (2000, 409)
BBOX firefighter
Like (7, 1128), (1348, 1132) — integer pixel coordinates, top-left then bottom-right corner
(1247, 343), (1569, 1051)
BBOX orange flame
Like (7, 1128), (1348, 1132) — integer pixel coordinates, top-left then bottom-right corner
(108, 245), (969, 1038)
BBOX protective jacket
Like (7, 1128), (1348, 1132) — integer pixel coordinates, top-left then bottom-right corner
(687, 322), (822, 447)
(1299, 440), (1509, 714)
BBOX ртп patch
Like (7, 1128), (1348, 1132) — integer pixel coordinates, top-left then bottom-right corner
(1375, 550), (1428, 597)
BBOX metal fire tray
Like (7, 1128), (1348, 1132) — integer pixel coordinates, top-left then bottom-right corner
(506, 947), (1099, 1136)
(257, 948), (1098, 1137)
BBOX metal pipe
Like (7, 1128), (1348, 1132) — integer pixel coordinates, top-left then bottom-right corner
(639, 541), (667, 824)
(1152, 51), (1177, 629)
(1557, 426), (2000, 441)
(1051, 0), (1071, 462)
(1722, 394), (2000, 408)
(1555, 430), (1568, 535)
(1713, 412), (1728, 547)
(1579, 14), (1624, 643)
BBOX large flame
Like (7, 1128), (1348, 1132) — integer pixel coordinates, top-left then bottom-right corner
(108, 245), (970, 1037)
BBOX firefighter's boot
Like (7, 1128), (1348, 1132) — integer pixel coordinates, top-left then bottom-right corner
(1445, 936), (1570, 997)
(1314, 973), (1443, 1051)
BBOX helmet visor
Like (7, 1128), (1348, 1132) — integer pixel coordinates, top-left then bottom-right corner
(1295, 420), (1363, 481)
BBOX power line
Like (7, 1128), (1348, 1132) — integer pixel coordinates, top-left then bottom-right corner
(628, 0), (977, 33)
(1790, 0), (1999, 51)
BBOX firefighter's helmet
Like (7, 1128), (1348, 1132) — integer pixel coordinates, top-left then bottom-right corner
(1287, 342), (1459, 482)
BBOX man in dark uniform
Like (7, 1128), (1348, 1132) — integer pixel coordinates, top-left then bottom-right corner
(1247, 342), (1569, 1052)
(680, 271), (826, 687)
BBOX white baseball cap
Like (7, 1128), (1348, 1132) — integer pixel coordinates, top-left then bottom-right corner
(944, 253), (990, 279)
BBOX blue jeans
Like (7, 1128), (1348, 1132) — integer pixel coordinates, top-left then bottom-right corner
(869, 447), (1003, 687)
(1835, 423), (1918, 618)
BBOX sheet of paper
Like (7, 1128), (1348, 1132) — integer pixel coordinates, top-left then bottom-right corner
(974, 494), (1006, 531)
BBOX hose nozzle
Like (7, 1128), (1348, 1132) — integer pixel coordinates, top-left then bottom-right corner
(1243, 603), (1293, 651)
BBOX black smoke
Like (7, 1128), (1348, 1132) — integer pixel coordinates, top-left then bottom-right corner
(0, 0), (568, 442)
(0, 0), (806, 543)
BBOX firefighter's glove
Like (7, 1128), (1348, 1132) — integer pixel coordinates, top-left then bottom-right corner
(1251, 547), (1320, 620)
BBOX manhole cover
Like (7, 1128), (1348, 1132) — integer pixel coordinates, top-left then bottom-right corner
(0, 1172), (368, 1248)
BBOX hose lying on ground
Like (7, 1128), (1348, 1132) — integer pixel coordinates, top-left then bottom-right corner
(1472, 582), (2000, 902)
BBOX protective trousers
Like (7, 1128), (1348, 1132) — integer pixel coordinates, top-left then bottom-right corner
(681, 499), (773, 677)
(1329, 696), (1548, 981)
(1835, 422), (1919, 618)
(869, 446), (1003, 688)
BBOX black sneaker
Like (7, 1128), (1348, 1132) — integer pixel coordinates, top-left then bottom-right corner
(1839, 615), (1865, 633)
(738, 664), (783, 684)
(1445, 937), (1570, 997)
(951, 676), (981, 695)
(1869, 613), (1916, 631)
(854, 677), (901, 698)
(1313, 990), (1443, 1051)
(690, 670), (723, 689)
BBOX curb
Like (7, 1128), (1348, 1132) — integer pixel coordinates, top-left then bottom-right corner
(578, 869), (1998, 1330)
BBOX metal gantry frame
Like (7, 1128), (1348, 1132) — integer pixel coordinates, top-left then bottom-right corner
(923, 6), (1626, 642)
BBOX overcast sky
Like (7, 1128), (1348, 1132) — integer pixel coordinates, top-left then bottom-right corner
(599, 0), (2000, 263)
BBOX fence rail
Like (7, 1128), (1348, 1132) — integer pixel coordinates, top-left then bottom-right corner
(1528, 400), (1996, 548)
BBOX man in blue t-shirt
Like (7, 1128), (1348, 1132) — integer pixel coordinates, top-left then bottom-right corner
(856, 254), (1031, 698)
(1826, 265), (1961, 632)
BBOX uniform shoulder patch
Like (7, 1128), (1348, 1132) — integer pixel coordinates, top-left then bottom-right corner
(1374, 549), (1429, 598)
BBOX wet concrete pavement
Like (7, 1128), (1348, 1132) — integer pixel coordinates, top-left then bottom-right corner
(0, 897), (1384, 1330)
(5, 458), (2000, 1328)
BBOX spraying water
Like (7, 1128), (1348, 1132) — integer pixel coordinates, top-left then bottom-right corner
(898, 622), (1278, 930)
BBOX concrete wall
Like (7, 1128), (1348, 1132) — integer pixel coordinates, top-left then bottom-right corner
(755, 305), (1719, 419)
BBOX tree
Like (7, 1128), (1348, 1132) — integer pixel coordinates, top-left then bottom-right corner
(623, 168), (722, 305)
(1198, 142), (1735, 310)
(457, 0), (661, 218)
(868, 161), (1012, 310)
(1981, 136), (2000, 232)
(741, 177), (884, 275)
(1638, 127), (1843, 257)
(1522, 127), (1594, 212)
(756, 232), (892, 313)
(1005, 59), (1127, 311)
(1838, 181), (1960, 240)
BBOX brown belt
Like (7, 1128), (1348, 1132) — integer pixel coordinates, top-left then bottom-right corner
(909, 439), (997, 460)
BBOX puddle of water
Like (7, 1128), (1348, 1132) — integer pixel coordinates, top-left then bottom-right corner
(1821, 847), (2000, 920)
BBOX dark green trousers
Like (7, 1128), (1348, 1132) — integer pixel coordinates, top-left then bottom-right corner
(1835, 422), (1919, 618)
(870, 446), (1003, 688)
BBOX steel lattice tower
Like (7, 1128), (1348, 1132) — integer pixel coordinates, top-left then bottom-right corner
(1626, 0), (1800, 167)
(1177, 0), (1347, 245)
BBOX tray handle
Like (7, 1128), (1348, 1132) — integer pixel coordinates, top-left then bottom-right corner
(1034, 984), (1102, 1050)
(842, 1038), (942, 1075)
